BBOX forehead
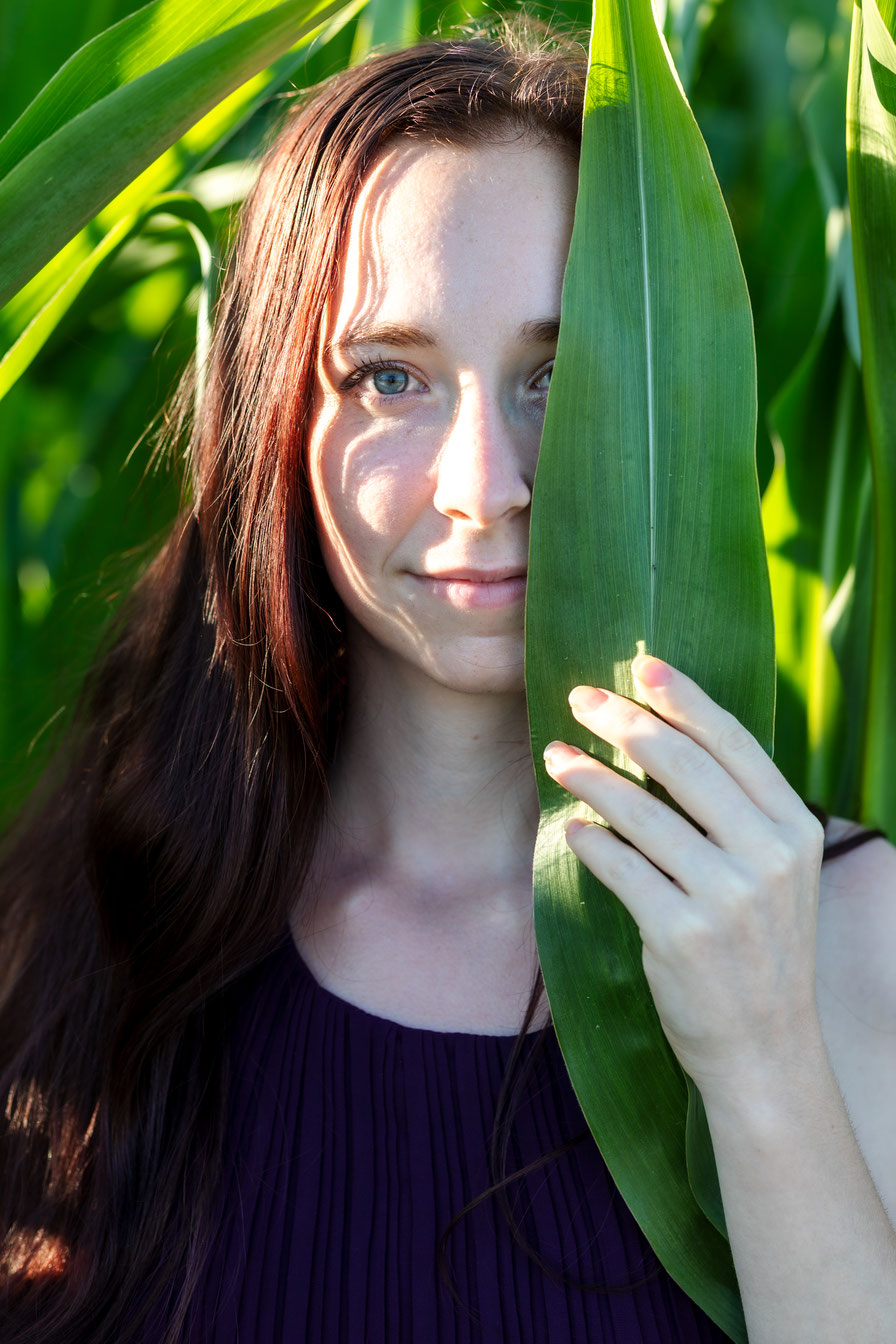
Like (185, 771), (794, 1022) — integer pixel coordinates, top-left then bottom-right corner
(326, 137), (577, 342)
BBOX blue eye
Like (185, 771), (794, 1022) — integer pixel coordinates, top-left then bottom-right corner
(372, 368), (409, 395)
(339, 359), (421, 401)
(532, 362), (553, 392)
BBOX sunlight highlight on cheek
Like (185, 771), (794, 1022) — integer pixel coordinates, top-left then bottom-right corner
(352, 464), (414, 535)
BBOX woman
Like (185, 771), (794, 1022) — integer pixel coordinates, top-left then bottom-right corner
(2, 24), (895, 1344)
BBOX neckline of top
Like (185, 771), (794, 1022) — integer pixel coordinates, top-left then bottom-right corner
(280, 930), (551, 1043)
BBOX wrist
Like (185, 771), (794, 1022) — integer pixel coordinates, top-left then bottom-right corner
(695, 1027), (839, 1138)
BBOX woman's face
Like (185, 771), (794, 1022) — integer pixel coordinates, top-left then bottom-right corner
(308, 136), (577, 696)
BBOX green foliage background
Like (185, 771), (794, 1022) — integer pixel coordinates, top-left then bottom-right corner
(1, 0), (893, 1331)
(0, 0), (886, 830)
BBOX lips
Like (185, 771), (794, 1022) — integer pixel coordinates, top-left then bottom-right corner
(421, 566), (527, 583)
(412, 567), (528, 611)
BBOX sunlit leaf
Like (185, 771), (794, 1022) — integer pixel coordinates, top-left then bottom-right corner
(0, 0), (358, 308)
(0, 0), (343, 180)
(0, 194), (216, 401)
(0, 1), (365, 396)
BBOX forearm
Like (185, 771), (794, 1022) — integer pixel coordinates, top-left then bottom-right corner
(703, 1034), (896, 1344)
(549, 663), (896, 1339)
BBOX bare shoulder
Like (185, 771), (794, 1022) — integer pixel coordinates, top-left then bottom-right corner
(816, 818), (896, 1024)
(816, 819), (896, 1221)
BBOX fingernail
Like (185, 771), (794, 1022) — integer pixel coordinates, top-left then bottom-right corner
(543, 741), (583, 771)
(568, 686), (608, 712)
(631, 655), (672, 687)
(565, 817), (590, 838)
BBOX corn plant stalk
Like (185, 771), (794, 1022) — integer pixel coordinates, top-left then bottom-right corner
(526, 1), (775, 1336)
(847, 0), (896, 835)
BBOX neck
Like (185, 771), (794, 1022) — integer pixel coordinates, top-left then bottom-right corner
(317, 640), (540, 916)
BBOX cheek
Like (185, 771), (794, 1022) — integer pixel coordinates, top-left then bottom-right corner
(311, 431), (424, 584)
(353, 463), (412, 538)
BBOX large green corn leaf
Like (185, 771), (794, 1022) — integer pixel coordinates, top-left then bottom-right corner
(847, 0), (896, 835)
(0, 0), (357, 309)
(527, 1), (775, 1336)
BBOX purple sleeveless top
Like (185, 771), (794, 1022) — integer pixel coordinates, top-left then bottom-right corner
(181, 934), (734, 1342)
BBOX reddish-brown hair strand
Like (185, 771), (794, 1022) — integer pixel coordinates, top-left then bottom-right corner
(1, 26), (587, 1343)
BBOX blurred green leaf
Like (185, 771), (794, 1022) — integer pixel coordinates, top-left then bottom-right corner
(0, 194), (216, 401)
(0, 0), (366, 396)
(0, 0), (146, 136)
(0, 0), (339, 179)
(763, 47), (871, 808)
(847, 0), (896, 833)
(351, 0), (420, 61)
(421, 0), (489, 27)
(0, 0), (359, 308)
(0, 330), (186, 812)
(661, 0), (724, 93)
(765, 315), (869, 806)
(827, 469), (875, 818)
(690, 0), (838, 486)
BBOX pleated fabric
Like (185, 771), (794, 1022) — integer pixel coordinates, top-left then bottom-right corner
(181, 935), (734, 1343)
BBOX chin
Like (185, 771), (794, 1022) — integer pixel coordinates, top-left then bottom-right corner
(345, 617), (527, 698)
(419, 642), (527, 697)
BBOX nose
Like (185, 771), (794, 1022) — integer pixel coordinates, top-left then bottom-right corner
(432, 384), (533, 526)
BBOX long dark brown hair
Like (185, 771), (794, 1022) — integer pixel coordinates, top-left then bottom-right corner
(0, 25), (589, 1344)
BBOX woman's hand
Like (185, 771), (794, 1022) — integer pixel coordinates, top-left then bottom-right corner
(542, 653), (826, 1105)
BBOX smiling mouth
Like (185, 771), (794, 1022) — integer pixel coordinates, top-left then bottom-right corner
(421, 567), (527, 583)
(413, 569), (527, 610)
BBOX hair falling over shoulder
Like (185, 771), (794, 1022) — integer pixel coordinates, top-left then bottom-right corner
(0, 23), (587, 1344)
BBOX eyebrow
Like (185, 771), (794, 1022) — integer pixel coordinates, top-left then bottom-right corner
(326, 318), (561, 356)
(326, 323), (438, 355)
(518, 318), (561, 346)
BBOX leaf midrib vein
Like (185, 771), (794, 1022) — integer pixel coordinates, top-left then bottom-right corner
(626, 0), (656, 633)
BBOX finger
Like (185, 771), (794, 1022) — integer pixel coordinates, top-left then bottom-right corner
(627, 655), (810, 830)
(563, 815), (683, 936)
(565, 686), (773, 853)
(544, 741), (724, 891)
